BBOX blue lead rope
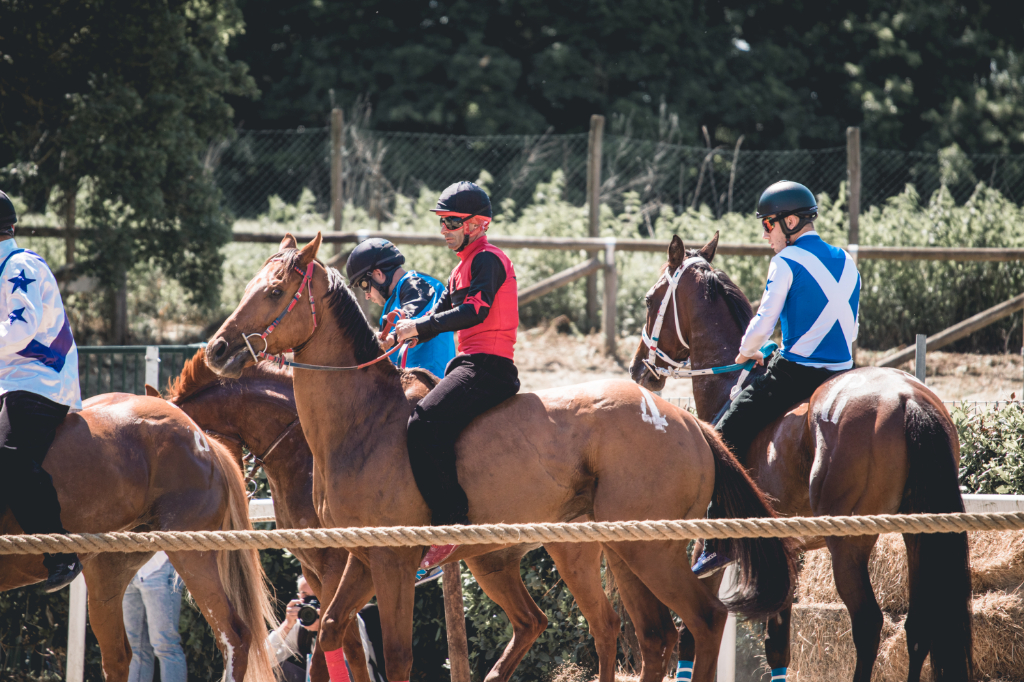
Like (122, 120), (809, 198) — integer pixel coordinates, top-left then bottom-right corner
(667, 341), (778, 378)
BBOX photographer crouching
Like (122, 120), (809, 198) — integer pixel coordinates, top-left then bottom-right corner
(268, 576), (387, 682)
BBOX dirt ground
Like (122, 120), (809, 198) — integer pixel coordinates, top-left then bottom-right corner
(515, 323), (1024, 404)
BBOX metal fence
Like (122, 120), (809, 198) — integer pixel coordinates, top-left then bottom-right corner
(211, 127), (1024, 220)
(78, 345), (203, 399)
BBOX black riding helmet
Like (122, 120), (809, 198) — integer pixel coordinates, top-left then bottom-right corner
(756, 181), (817, 244)
(0, 191), (17, 236)
(345, 238), (405, 295)
(430, 181), (492, 218)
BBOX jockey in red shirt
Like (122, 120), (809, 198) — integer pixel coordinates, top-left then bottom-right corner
(392, 182), (519, 568)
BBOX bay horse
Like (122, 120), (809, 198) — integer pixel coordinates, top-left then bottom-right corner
(158, 348), (672, 682)
(204, 232), (795, 682)
(0, 393), (277, 682)
(628, 233), (972, 682)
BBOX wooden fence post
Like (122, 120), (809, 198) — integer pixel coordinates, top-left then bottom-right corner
(915, 334), (927, 383)
(331, 108), (344, 256)
(847, 126), (861, 364)
(603, 238), (617, 357)
(443, 562), (471, 682)
(586, 115), (605, 332)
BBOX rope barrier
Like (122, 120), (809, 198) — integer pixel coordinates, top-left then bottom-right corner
(3, 511), (1024, 555)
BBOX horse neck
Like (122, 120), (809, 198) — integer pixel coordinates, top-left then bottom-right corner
(289, 291), (409, 461)
(687, 296), (750, 422)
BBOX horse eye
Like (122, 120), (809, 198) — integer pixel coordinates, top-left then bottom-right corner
(645, 296), (652, 309)
(270, 288), (283, 299)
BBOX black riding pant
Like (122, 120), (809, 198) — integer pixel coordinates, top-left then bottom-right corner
(715, 352), (839, 463)
(407, 354), (520, 526)
(0, 390), (70, 536)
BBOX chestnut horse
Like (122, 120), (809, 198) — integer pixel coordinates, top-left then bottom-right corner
(158, 349), (672, 682)
(205, 232), (795, 682)
(629, 233), (972, 682)
(0, 393), (277, 682)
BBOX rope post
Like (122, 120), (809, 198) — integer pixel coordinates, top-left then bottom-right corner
(915, 334), (927, 383)
(603, 238), (617, 357)
(442, 562), (471, 682)
(586, 114), (605, 332)
(145, 346), (160, 389)
(66, 573), (87, 682)
(331, 108), (345, 257)
(717, 565), (737, 682)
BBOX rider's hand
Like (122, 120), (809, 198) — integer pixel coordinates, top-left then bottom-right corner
(735, 351), (764, 366)
(284, 599), (301, 627)
(394, 319), (420, 343)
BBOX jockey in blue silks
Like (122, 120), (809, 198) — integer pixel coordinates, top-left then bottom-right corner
(345, 238), (455, 378)
(0, 190), (84, 592)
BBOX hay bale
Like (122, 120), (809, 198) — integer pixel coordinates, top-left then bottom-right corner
(796, 531), (1024, 612)
(796, 535), (910, 613)
(791, 592), (1024, 681)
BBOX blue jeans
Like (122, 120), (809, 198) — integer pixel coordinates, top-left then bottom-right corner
(122, 559), (186, 682)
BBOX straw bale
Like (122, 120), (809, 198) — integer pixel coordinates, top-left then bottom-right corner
(796, 535), (910, 613)
(796, 531), (1024, 613)
(791, 592), (1024, 681)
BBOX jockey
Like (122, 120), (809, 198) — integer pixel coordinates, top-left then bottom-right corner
(392, 182), (520, 569)
(0, 190), (84, 592)
(345, 238), (455, 378)
(692, 180), (861, 579)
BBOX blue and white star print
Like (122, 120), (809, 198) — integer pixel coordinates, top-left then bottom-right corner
(0, 239), (81, 408)
(8, 270), (35, 294)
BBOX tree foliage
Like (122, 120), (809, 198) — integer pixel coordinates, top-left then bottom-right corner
(228, 0), (1024, 152)
(0, 0), (256, 305)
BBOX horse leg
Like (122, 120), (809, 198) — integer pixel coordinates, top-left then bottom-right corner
(605, 548), (677, 682)
(545, 542), (620, 682)
(309, 559), (376, 682)
(604, 541), (727, 682)
(764, 607), (792, 676)
(166, 550), (254, 682)
(676, 544), (725, 682)
(826, 535), (882, 682)
(463, 550), (548, 682)
(367, 547), (421, 682)
(317, 554), (378, 682)
(82, 553), (152, 682)
(901, 534), (928, 682)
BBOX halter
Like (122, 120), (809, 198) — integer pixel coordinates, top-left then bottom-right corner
(242, 259), (415, 372)
(641, 255), (776, 399)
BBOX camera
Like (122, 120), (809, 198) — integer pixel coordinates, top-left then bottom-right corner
(297, 595), (320, 627)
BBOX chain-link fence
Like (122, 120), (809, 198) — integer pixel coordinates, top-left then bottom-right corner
(211, 127), (1024, 221)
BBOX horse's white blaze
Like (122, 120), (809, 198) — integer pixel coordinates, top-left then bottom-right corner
(638, 386), (668, 432)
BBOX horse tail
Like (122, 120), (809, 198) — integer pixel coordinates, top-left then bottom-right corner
(902, 398), (973, 681)
(211, 438), (280, 682)
(697, 420), (796, 618)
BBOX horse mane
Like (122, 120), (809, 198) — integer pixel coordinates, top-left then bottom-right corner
(167, 348), (294, 403)
(680, 248), (754, 333)
(274, 249), (385, 365)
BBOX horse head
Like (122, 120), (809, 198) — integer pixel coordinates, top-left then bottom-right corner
(207, 232), (324, 377)
(628, 232), (720, 391)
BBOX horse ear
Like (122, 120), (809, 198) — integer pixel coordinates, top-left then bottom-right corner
(144, 384), (160, 397)
(668, 235), (685, 269)
(699, 231), (719, 263)
(279, 233), (298, 251)
(298, 232), (323, 266)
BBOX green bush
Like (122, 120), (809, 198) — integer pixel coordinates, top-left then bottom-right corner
(955, 403), (1024, 495)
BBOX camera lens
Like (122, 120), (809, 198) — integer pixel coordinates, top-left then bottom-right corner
(297, 596), (320, 627)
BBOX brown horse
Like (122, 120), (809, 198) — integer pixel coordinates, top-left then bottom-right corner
(629, 233), (973, 682)
(159, 348), (675, 682)
(205, 232), (795, 682)
(0, 393), (277, 682)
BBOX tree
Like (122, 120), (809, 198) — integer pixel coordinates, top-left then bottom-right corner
(0, 0), (257, 319)
(226, 0), (1024, 152)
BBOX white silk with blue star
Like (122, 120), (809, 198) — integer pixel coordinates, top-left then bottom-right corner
(739, 231), (861, 371)
(0, 239), (81, 409)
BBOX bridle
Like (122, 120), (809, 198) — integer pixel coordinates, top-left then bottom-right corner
(242, 258), (414, 372)
(240, 417), (301, 497)
(641, 255), (706, 378)
(641, 254), (772, 399)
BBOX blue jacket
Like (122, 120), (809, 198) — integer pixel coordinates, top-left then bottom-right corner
(381, 271), (456, 378)
(739, 232), (861, 370)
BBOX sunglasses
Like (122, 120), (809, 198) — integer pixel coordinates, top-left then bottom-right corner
(355, 276), (372, 291)
(761, 217), (780, 234)
(439, 214), (477, 231)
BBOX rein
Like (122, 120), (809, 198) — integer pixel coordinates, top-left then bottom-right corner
(642, 255), (776, 398)
(241, 417), (301, 496)
(242, 259), (416, 372)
